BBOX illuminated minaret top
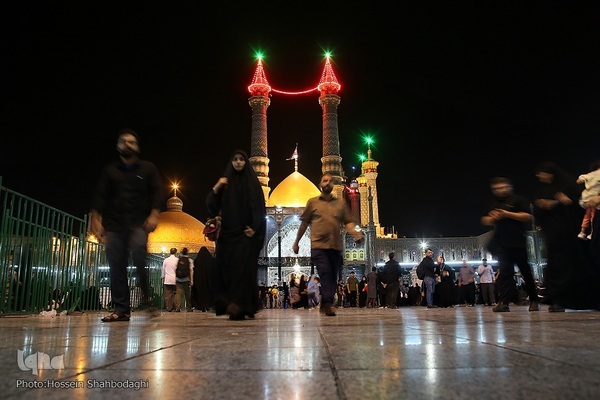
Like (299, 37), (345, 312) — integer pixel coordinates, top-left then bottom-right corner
(318, 55), (345, 197)
(356, 140), (380, 234)
(248, 56), (272, 202)
(345, 178), (361, 226)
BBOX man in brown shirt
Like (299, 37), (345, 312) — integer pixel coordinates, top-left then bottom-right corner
(292, 172), (363, 316)
(346, 271), (359, 307)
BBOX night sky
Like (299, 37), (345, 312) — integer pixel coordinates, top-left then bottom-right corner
(2, 2), (600, 237)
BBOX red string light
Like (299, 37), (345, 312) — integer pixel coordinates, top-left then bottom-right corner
(248, 53), (341, 96)
(270, 87), (319, 95)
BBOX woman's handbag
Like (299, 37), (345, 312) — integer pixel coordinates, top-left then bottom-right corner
(203, 216), (221, 241)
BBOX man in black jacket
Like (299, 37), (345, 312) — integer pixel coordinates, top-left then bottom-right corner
(91, 129), (163, 322)
(382, 253), (401, 308)
(482, 177), (539, 312)
(418, 248), (438, 308)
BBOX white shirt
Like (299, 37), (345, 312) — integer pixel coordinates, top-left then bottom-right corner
(161, 255), (179, 285)
(477, 264), (495, 284)
(579, 169), (600, 204)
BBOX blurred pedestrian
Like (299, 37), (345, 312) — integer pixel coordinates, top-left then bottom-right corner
(533, 162), (600, 311)
(91, 128), (163, 322)
(576, 160), (600, 240)
(481, 177), (539, 313)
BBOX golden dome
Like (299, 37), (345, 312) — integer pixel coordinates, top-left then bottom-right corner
(147, 196), (214, 254)
(266, 171), (321, 207)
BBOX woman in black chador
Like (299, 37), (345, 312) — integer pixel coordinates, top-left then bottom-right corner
(435, 255), (457, 308)
(533, 161), (599, 311)
(206, 150), (266, 320)
(192, 246), (215, 312)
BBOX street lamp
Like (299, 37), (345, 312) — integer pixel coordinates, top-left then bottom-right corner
(275, 206), (283, 280)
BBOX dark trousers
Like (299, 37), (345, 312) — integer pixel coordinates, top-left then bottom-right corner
(459, 282), (476, 305)
(495, 246), (537, 305)
(311, 249), (342, 308)
(348, 290), (358, 307)
(105, 227), (150, 315)
(164, 284), (176, 311)
(385, 281), (399, 307)
(480, 283), (495, 305)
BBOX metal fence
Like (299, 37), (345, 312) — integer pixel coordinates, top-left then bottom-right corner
(0, 177), (164, 315)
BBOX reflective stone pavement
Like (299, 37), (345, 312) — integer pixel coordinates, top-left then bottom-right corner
(2, 306), (600, 400)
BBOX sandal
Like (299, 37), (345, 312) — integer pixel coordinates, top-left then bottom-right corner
(101, 312), (130, 322)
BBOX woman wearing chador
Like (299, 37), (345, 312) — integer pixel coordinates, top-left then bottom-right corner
(192, 246), (215, 312)
(206, 150), (266, 320)
(533, 161), (599, 311)
(435, 255), (456, 308)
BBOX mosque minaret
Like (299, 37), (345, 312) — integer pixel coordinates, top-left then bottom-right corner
(317, 56), (345, 197)
(357, 144), (381, 235)
(247, 57), (272, 202)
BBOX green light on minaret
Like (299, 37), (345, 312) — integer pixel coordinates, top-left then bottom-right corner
(359, 154), (366, 162)
(364, 135), (374, 150)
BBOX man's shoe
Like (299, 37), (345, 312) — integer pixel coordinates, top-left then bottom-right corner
(493, 303), (510, 312)
(426, 305), (438, 309)
(320, 306), (336, 316)
(101, 312), (130, 322)
(142, 300), (159, 318)
(548, 304), (565, 312)
(528, 301), (540, 311)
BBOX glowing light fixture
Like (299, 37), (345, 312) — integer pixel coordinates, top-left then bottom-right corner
(248, 50), (341, 96)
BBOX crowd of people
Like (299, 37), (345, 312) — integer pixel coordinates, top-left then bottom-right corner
(92, 129), (600, 322)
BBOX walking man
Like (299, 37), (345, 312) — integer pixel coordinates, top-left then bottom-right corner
(292, 172), (363, 316)
(91, 128), (163, 322)
(481, 177), (539, 312)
